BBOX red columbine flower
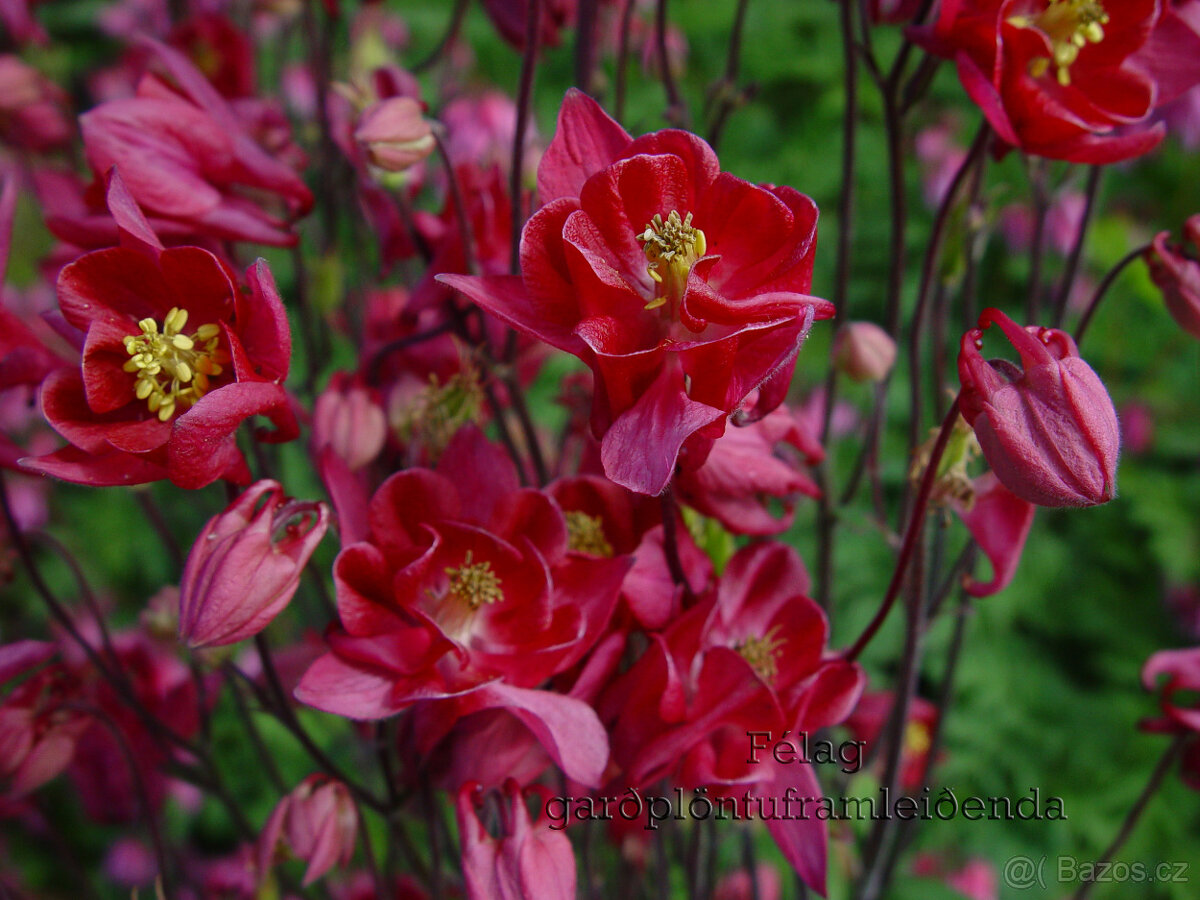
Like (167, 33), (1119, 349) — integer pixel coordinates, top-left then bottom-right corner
(911, 0), (1200, 163)
(957, 307), (1119, 507)
(441, 90), (832, 495)
(24, 171), (299, 488)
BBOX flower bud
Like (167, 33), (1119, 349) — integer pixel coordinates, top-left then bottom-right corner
(312, 375), (386, 472)
(354, 96), (435, 172)
(1146, 222), (1200, 339)
(178, 480), (328, 648)
(957, 308), (1119, 507)
(258, 775), (357, 886)
(457, 779), (576, 900)
(832, 321), (897, 382)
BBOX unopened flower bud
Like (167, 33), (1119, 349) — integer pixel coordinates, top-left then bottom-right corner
(178, 481), (328, 648)
(258, 775), (356, 886)
(312, 375), (386, 472)
(355, 96), (435, 172)
(957, 308), (1119, 507)
(1146, 221), (1200, 339)
(832, 321), (897, 382)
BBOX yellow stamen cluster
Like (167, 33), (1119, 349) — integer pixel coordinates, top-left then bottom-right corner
(445, 551), (504, 610)
(903, 720), (932, 757)
(637, 210), (706, 312)
(565, 511), (614, 557)
(393, 365), (483, 458)
(736, 627), (785, 682)
(1009, 0), (1109, 86)
(122, 308), (225, 422)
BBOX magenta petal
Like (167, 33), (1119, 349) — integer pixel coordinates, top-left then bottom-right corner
(1136, 6), (1200, 107)
(103, 167), (165, 257)
(600, 362), (726, 495)
(438, 272), (587, 356)
(537, 88), (632, 203)
(0, 640), (56, 684)
(294, 652), (409, 719)
(759, 761), (829, 896)
(453, 682), (610, 787)
(954, 472), (1036, 597)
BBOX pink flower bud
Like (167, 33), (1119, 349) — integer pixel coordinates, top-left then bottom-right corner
(832, 321), (897, 382)
(1146, 223), (1200, 339)
(457, 779), (576, 900)
(312, 375), (387, 472)
(957, 308), (1119, 507)
(258, 775), (357, 886)
(178, 480), (329, 648)
(355, 96), (435, 172)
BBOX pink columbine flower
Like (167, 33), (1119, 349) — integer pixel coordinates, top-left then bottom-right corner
(258, 775), (357, 886)
(179, 480), (328, 648)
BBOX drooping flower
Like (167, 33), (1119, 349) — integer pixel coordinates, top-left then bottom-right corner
(674, 400), (823, 536)
(910, 0), (1200, 163)
(957, 307), (1119, 507)
(179, 480), (329, 648)
(950, 472), (1037, 597)
(355, 96), (435, 173)
(1146, 217), (1200, 339)
(23, 171), (299, 489)
(0, 641), (89, 800)
(76, 39), (311, 246)
(1141, 646), (1200, 790)
(457, 779), (576, 900)
(832, 321), (897, 383)
(258, 775), (357, 887)
(441, 90), (832, 495)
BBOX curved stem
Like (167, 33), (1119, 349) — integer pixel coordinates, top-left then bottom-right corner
(1052, 165), (1103, 327)
(659, 486), (692, 600)
(412, 0), (470, 73)
(655, 0), (687, 125)
(1071, 733), (1187, 900)
(614, 0), (638, 122)
(845, 396), (961, 662)
(1074, 242), (1151, 344)
(510, 0), (542, 275)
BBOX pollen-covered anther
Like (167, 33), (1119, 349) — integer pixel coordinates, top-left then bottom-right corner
(736, 627), (785, 682)
(637, 210), (706, 311)
(122, 307), (226, 421)
(565, 511), (613, 557)
(445, 551), (504, 610)
(1010, 0), (1109, 86)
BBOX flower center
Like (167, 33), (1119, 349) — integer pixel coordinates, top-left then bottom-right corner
(1010, 0), (1109, 86)
(903, 720), (932, 757)
(122, 307), (225, 422)
(637, 210), (706, 313)
(565, 511), (613, 557)
(445, 551), (504, 610)
(735, 628), (784, 682)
